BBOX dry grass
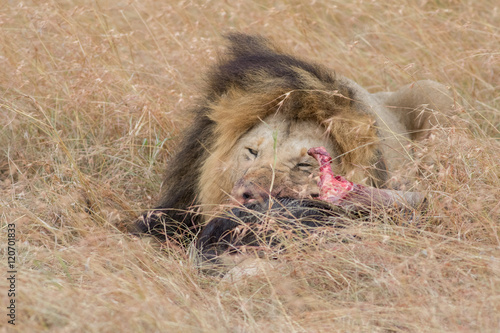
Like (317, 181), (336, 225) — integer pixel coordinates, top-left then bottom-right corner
(1, 0), (499, 332)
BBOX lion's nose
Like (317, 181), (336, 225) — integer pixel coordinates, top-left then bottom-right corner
(241, 191), (254, 201)
(231, 183), (270, 205)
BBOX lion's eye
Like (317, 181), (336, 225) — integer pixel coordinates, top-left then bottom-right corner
(247, 148), (258, 157)
(297, 162), (312, 168)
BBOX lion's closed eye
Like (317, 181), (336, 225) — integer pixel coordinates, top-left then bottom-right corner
(296, 162), (314, 173)
(246, 147), (258, 158)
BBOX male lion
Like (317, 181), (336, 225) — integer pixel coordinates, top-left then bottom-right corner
(136, 33), (453, 245)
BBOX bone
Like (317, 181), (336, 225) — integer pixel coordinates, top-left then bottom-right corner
(307, 147), (425, 211)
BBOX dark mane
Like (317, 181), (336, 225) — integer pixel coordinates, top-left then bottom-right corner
(207, 34), (337, 97)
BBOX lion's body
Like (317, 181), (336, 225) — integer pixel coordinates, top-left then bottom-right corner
(136, 34), (453, 242)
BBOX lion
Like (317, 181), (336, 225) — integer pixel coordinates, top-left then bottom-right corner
(136, 33), (453, 244)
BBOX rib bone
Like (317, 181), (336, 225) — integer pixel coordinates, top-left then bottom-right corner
(307, 147), (425, 211)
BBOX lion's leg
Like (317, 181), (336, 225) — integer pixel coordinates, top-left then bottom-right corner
(379, 80), (454, 142)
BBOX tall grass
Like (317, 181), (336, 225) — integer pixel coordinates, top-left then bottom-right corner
(1, 0), (498, 332)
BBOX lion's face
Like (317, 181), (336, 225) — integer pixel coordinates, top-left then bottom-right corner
(227, 115), (339, 205)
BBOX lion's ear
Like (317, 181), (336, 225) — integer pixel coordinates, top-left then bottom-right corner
(323, 112), (380, 182)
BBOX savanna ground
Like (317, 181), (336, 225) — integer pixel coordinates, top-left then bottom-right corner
(1, 0), (499, 332)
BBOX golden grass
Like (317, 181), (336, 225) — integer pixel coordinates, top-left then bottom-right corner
(1, 0), (499, 332)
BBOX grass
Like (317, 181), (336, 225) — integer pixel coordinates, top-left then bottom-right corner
(1, 0), (499, 332)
